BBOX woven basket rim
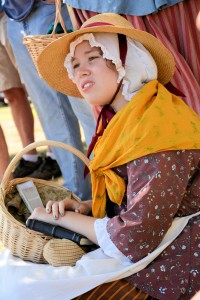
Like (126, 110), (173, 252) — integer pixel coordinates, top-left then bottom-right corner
(23, 32), (66, 43)
(22, 0), (67, 72)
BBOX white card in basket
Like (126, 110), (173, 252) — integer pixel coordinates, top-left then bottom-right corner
(16, 180), (44, 213)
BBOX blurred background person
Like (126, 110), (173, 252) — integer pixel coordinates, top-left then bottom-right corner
(3, 1), (96, 199)
(0, 6), (59, 182)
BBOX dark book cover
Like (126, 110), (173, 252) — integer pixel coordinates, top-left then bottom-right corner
(26, 219), (93, 246)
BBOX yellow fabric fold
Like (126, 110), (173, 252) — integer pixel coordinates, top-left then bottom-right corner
(89, 80), (200, 218)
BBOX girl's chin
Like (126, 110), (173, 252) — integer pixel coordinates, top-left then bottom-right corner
(85, 97), (98, 105)
(88, 101), (98, 106)
(84, 94), (107, 106)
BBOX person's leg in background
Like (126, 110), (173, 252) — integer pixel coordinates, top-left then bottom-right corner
(0, 11), (41, 179)
(0, 125), (10, 182)
(68, 97), (95, 147)
(4, 86), (62, 180)
(2, 87), (44, 177)
(2, 86), (61, 179)
(4, 87), (35, 149)
(7, 2), (96, 199)
(0, 11), (61, 180)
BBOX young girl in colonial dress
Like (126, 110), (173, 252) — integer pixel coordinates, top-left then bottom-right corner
(34, 13), (200, 299)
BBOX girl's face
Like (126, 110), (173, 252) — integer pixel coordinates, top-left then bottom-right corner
(72, 41), (119, 106)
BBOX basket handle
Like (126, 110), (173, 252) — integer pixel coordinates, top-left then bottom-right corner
(0, 140), (90, 191)
(52, 0), (67, 35)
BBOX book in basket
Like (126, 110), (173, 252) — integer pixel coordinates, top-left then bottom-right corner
(26, 219), (94, 246)
(16, 180), (44, 213)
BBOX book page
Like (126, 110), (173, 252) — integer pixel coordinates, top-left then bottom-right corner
(17, 181), (44, 213)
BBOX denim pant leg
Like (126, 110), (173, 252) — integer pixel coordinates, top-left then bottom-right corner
(7, 2), (95, 200)
(68, 97), (96, 147)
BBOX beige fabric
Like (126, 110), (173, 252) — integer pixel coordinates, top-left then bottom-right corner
(0, 13), (22, 91)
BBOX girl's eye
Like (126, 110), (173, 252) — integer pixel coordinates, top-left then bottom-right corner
(72, 55), (100, 69)
(72, 63), (80, 69)
(89, 56), (99, 61)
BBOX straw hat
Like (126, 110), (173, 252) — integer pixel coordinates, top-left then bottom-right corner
(37, 13), (175, 98)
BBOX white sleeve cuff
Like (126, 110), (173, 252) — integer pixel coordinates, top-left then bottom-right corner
(94, 217), (131, 264)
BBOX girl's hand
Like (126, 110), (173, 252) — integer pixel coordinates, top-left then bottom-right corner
(45, 198), (92, 220)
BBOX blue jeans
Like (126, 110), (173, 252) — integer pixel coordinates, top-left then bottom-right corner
(7, 1), (96, 199)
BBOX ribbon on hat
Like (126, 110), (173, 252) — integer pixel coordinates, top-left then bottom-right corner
(82, 22), (113, 29)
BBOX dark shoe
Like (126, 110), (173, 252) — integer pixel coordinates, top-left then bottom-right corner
(13, 157), (43, 178)
(0, 96), (7, 107)
(28, 157), (62, 180)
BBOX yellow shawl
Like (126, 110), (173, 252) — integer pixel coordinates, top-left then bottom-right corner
(89, 80), (200, 218)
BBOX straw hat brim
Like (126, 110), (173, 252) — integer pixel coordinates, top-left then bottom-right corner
(37, 23), (175, 98)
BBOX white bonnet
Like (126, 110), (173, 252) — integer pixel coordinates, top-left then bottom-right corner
(64, 32), (158, 101)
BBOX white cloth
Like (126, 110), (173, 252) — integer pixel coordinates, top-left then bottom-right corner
(0, 211), (199, 300)
(64, 32), (158, 101)
(94, 216), (131, 262)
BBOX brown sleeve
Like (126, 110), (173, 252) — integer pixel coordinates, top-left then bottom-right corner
(106, 150), (192, 262)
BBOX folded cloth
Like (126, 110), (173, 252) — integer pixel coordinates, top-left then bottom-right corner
(0, 211), (199, 300)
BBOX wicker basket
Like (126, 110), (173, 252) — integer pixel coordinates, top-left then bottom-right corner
(0, 140), (90, 266)
(23, 0), (67, 74)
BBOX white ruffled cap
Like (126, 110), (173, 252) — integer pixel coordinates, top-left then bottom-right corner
(123, 37), (158, 100)
(64, 32), (158, 101)
(64, 33), (125, 83)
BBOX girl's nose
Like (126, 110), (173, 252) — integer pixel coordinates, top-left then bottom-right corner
(77, 65), (91, 77)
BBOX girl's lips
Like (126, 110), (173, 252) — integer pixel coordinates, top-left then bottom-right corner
(81, 81), (94, 92)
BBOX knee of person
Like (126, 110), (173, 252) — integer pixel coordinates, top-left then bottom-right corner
(3, 87), (26, 103)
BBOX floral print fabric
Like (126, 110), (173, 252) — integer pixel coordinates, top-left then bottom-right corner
(90, 81), (200, 219)
(107, 150), (200, 299)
